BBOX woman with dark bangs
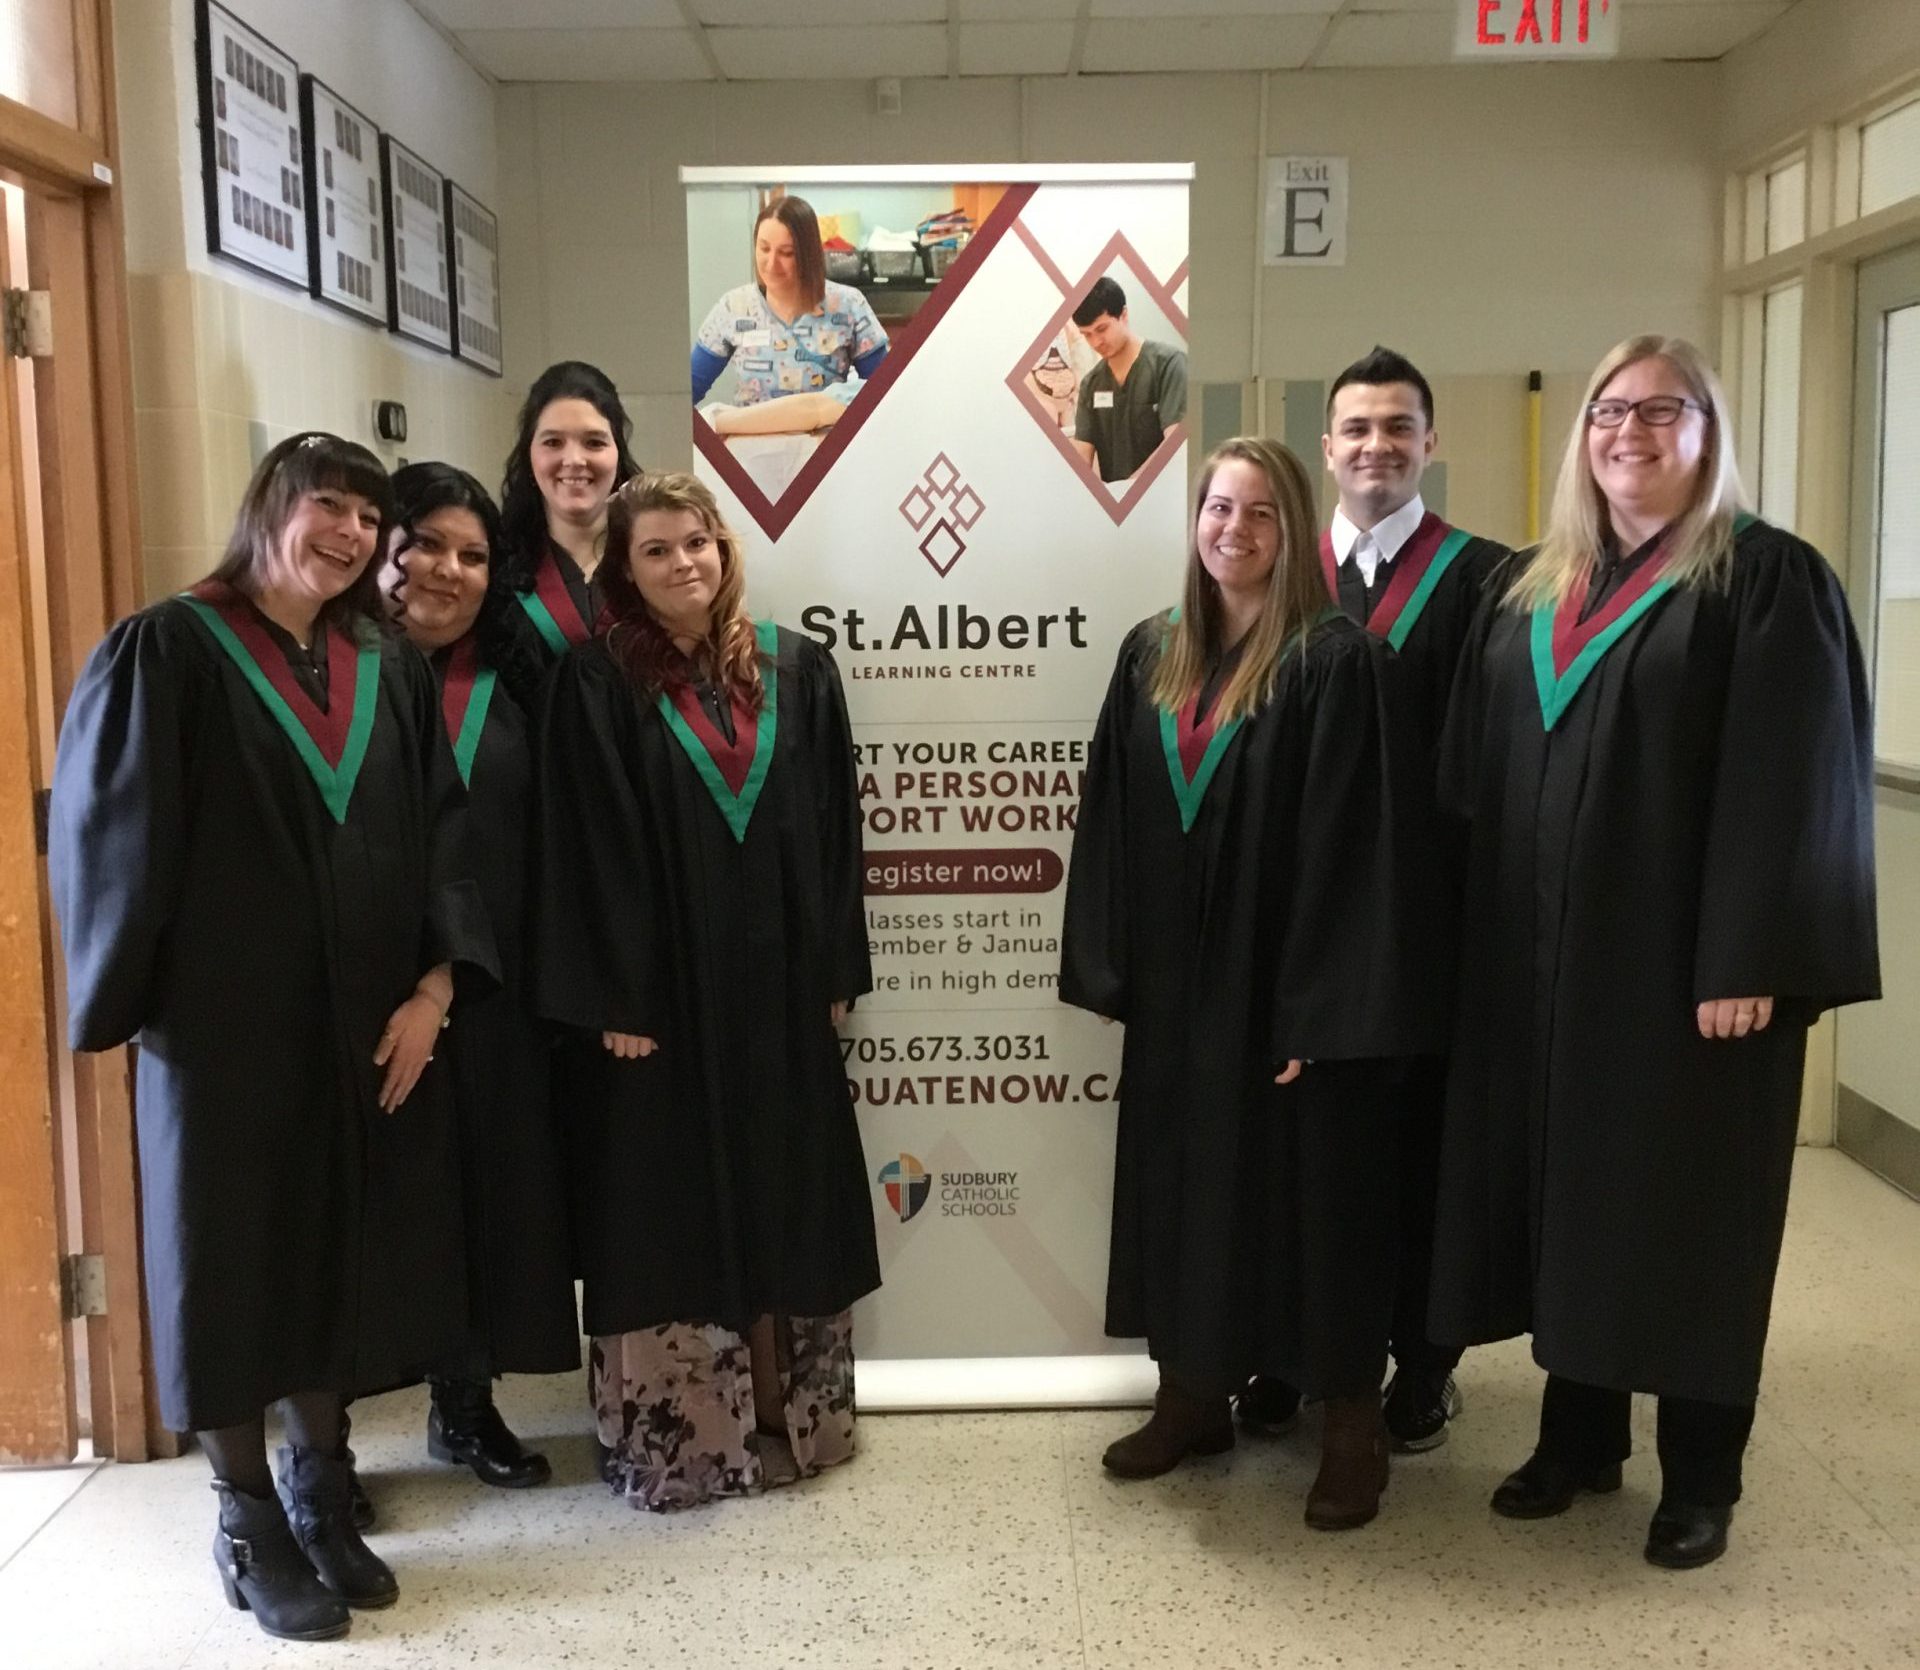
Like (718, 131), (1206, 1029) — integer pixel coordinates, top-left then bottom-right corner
(375, 463), (578, 1493)
(532, 470), (879, 1511)
(49, 434), (497, 1640)
(1061, 438), (1442, 1531)
(498, 359), (641, 660)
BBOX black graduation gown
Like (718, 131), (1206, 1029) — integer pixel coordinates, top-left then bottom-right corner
(1430, 518), (1879, 1405)
(1060, 613), (1446, 1395)
(49, 595), (498, 1432)
(532, 626), (881, 1335)
(512, 544), (599, 664)
(431, 640), (580, 1377)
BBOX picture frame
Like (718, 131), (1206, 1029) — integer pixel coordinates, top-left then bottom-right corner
(299, 75), (386, 326)
(380, 134), (453, 353)
(194, 0), (309, 288)
(445, 180), (503, 377)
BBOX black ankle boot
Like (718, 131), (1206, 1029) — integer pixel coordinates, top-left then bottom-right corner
(428, 1378), (551, 1488)
(280, 1444), (399, 1608)
(211, 1480), (350, 1642)
(1645, 1500), (1732, 1569)
(338, 1406), (375, 1531)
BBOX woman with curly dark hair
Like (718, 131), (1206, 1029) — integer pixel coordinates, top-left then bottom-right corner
(375, 462), (578, 1493)
(532, 471), (879, 1512)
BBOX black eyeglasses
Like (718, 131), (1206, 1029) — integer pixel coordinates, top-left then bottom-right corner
(1586, 396), (1708, 429)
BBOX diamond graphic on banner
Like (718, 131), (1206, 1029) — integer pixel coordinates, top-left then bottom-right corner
(1004, 225), (1190, 528)
(900, 453), (983, 578)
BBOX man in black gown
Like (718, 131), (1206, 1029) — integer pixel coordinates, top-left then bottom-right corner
(1237, 348), (1510, 1452)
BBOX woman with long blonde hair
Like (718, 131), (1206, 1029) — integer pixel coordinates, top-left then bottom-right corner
(1431, 336), (1878, 1568)
(1062, 438), (1443, 1529)
(532, 471), (879, 1511)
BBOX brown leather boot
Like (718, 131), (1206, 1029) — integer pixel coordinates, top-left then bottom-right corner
(1305, 1395), (1390, 1529)
(1102, 1381), (1234, 1479)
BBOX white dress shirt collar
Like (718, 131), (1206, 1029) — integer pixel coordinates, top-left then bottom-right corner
(1331, 494), (1428, 587)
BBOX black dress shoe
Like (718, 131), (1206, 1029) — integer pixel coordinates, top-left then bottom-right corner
(428, 1380), (552, 1489)
(1383, 1370), (1463, 1453)
(280, 1445), (399, 1609)
(1235, 1375), (1303, 1436)
(211, 1480), (350, 1642)
(1490, 1451), (1625, 1519)
(1645, 1500), (1732, 1569)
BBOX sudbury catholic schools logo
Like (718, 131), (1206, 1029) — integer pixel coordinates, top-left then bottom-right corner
(877, 1153), (933, 1222)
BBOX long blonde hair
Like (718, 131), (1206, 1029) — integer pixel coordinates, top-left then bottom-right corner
(601, 471), (766, 708)
(1507, 335), (1747, 612)
(1147, 438), (1330, 722)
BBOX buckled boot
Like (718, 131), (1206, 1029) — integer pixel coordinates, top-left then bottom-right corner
(428, 1377), (551, 1488)
(1101, 1380), (1234, 1479)
(1305, 1395), (1390, 1530)
(210, 1479), (350, 1642)
(280, 1444), (399, 1608)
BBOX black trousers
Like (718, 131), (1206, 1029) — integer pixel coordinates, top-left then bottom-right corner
(1389, 1057), (1463, 1382)
(1537, 1373), (1756, 1507)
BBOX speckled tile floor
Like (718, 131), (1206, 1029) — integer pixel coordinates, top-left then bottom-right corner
(4, 1149), (1917, 1670)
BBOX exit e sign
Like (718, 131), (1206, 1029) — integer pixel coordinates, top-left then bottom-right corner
(1456, 0), (1621, 59)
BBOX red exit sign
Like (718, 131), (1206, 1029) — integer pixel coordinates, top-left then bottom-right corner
(1456, 0), (1621, 59)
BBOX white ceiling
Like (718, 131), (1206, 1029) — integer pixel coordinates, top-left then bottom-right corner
(413, 0), (1803, 83)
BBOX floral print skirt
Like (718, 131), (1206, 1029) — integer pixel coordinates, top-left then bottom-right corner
(589, 1311), (857, 1512)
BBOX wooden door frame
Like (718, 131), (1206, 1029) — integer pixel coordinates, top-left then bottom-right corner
(0, 0), (170, 1461)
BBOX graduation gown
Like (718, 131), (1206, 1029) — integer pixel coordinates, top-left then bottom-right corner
(49, 590), (498, 1431)
(532, 625), (881, 1335)
(1431, 517), (1879, 1404)
(512, 544), (598, 663)
(1060, 612), (1445, 1394)
(1321, 513), (1513, 762)
(432, 637), (579, 1376)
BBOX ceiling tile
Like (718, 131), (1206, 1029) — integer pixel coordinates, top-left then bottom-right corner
(1316, 9), (1452, 66)
(459, 26), (713, 80)
(1082, 15), (1327, 73)
(693, 0), (944, 23)
(1620, 2), (1790, 59)
(957, 0), (1081, 17)
(416, 0), (684, 28)
(958, 20), (1075, 76)
(708, 23), (949, 80)
(1092, 0), (1334, 15)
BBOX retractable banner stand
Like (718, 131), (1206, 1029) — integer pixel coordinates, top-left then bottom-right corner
(683, 164), (1193, 1407)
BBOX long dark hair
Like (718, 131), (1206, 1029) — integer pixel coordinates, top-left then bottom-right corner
(755, 194), (826, 312)
(497, 360), (639, 593)
(600, 472), (765, 710)
(208, 432), (392, 641)
(388, 462), (546, 713)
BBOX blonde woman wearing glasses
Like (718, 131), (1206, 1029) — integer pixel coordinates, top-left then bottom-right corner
(1430, 336), (1879, 1570)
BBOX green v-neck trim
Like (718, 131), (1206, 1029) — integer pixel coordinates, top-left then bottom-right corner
(518, 590), (572, 657)
(1529, 581), (1674, 730)
(452, 667), (497, 788)
(179, 596), (379, 823)
(1387, 527), (1473, 650)
(655, 619), (779, 843)
(1527, 515), (1759, 731)
(1158, 705), (1242, 833)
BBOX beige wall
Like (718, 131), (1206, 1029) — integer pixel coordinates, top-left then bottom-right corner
(113, 0), (512, 602)
(497, 64), (1722, 551)
(1722, 0), (1920, 161)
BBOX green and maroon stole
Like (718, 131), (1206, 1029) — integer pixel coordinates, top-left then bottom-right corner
(440, 633), (497, 789)
(654, 619), (779, 844)
(1318, 511), (1474, 650)
(1154, 605), (1339, 833)
(177, 580), (379, 823)
(516, 547), (592, 657)
(1529, 513), (1759, 730)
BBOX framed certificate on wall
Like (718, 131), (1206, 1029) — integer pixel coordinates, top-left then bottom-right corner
(445, 181), (503, 376)
(194, 0), (309, 288)
(300, 76), (385, 326)
(380, 135), (453, 352)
